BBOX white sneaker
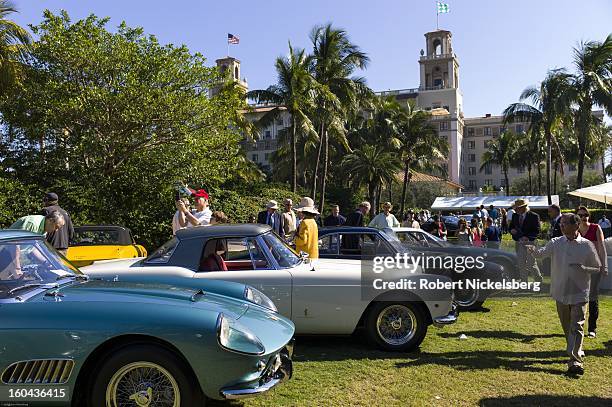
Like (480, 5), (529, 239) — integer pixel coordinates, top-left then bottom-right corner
(587, 331), (596, 338)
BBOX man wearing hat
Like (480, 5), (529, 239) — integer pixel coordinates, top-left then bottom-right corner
(257, 200), (284, 236)
(178, 189), (212, 227)
(40, 192), (74, 254)
(510, 198), (543, 282)
(294, 197), (319, 260)
(369, 202), (401, 229)
(345, 201), (371, 227)
(280, 198), (297, 241)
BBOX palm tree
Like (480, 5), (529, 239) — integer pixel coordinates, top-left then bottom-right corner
(0, 0), (31, 96)
(503, 69), (573, 204)
(396, 102), (446, 217)
(570, 34), (612, 189)
(247, 43), (317, 192)
(309, 24), (371, 212)
(514, 129), (547, 195)
(342, 145), (401, 213)
(590, 122), (612, 181)
(480, 130), (516, 195)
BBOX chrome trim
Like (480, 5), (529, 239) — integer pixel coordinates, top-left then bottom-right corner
(220, 347), (293, 400)
(433, 303), (459, 327)
(1, 359), (74, 385)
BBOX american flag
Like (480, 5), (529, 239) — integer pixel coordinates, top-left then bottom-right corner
(228, 33), (240, 44)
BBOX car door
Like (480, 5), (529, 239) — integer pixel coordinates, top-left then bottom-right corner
(192, 236), (293, 318)
(290, 231), (394, 334)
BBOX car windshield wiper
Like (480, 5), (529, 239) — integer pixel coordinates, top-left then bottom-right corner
(8, 283), (58, 296)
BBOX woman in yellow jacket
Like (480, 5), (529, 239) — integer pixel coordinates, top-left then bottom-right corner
(294, 197), (319, 259)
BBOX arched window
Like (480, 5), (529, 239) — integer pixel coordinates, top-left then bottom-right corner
(234, 66), (239, 80)
(433, 39), (442, 55)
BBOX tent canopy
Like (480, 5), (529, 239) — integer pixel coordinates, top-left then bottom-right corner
(568, 182), (612, 204)
(431, 195), (559, 211)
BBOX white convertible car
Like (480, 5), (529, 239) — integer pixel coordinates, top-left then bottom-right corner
(82, 224), (458, 352)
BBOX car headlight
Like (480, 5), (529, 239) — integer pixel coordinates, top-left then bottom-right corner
(216, 313), (265, 355)
(245, 286), (278, 312)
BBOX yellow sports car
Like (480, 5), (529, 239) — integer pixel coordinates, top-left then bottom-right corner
(66, 225), (147, 267)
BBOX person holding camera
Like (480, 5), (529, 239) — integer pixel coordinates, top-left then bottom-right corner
(177, 189), (212, 228)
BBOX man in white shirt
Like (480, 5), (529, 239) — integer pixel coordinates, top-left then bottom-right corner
(178, 189), (212, 228)
(479, 205), (489, 220)
(369, 202), (400, 229)
(598, 215), (611, 238)
(172, 198), (191, 235)
(506, 206), (515, 226)
(528, 213), (601, 376)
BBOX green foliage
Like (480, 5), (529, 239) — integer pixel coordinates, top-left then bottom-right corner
(210, 182), (302, 223)
(0, 11), (252, 249)
(0, 176), (40, 227)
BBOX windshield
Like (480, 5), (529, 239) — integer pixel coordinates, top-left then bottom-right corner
(0, 239), (81, 299)
(71, 229), (125, 246)
(144, 237), (178, 264)
(260, 233), (302, 268)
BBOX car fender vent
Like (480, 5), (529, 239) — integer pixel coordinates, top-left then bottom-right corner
(1, 359), (74, 384)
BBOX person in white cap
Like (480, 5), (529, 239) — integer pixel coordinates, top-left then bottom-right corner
(257, 200), (284, 236)
(294, 197), (319, 260)
(281, 198), (297, 241)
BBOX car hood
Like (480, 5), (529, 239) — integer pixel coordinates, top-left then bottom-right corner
(52, 280), (250, 320)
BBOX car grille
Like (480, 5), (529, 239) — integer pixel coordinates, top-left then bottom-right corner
(1, 359), (74, 384)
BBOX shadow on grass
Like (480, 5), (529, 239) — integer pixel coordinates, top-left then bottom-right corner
(438, 330), (564, 343)
(479, 395), (612, 407)
(395, 341), (612, 375)
(291, 333), (412, 362)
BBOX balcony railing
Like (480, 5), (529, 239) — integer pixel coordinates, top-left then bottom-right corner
(420, 53), (456, 61)
(243, 139), (278, 151)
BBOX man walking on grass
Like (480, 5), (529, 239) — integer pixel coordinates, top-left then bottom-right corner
(528, 213), (601, 377)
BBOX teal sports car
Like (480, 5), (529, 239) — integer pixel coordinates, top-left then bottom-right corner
(0, 230), (294, 406)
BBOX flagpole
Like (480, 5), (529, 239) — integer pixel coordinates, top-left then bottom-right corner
(227, 34), (230, 57)
(436, 1), (439, 29)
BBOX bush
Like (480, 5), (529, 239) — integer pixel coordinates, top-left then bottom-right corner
(0, 177), (42, 228)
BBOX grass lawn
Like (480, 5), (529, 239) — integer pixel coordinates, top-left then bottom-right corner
(216, 296), (612, 407)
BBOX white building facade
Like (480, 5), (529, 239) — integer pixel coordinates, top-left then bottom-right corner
(227, 29), (603, 190)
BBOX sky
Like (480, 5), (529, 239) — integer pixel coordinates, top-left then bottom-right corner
(10, 0), (612, 119)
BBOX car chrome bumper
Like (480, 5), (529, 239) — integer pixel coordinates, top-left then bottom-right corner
(220, 340), (294, 400)
(433, 302), (458, 327)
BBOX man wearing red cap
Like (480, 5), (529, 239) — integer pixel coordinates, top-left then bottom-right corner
(177, 189), (212, 228)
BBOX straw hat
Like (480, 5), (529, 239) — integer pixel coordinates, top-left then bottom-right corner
(295, 197), (319, 215)
(382, 202), (393, 210)
(266, 200), (279, 210)
(513, 198), (529, 208)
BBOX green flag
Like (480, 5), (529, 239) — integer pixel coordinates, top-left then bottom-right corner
(437, 2), (450, 13)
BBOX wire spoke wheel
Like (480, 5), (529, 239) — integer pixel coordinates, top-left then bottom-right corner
(375, 304), (417, 346)
(106, 361), (180, 407)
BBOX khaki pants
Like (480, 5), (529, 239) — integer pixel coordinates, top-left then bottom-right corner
(515, 241), (542, 281)
(556, 301), (587, 368)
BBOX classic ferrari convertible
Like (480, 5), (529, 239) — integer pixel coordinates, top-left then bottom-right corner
(0, 230), (294, 406)
(66, 225), (148, 267)
(83, 224), (458, 352)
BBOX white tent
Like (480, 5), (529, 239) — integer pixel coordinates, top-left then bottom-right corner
(431, 195), (559, 212)
(568, 182), (612, 205)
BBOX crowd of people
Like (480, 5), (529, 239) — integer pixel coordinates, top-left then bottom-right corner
(4, 188), (610, 378)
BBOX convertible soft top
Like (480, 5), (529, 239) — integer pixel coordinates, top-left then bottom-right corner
(176, 224), (272, 240)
